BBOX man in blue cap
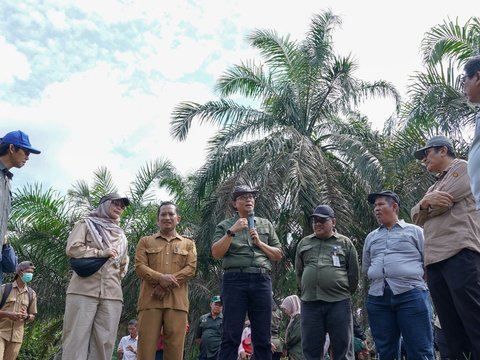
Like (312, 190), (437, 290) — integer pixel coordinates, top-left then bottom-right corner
(0, 130), (41, 284)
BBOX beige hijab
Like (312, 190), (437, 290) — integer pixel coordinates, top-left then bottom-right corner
(85, 199), (128, 267)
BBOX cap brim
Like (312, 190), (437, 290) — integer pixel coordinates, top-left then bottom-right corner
(310, 214), (330, 218)
(115, 197), (130, 206)
(20, 145), (41, 154)
(233, 191), (258, 199)
(414, 146), (430, 160)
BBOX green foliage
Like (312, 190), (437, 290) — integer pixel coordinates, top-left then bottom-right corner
(7, 12), (480, 360)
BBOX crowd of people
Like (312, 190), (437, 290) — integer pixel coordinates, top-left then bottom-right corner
(0, 55), (479, 360)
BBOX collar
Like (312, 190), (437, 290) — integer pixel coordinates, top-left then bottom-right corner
(436, 158), (459, 181)
(379, 219), (406, 230)
(155, 231), (181, 241)
(312, 231), (339, 241)
(0, 161), (13, 180)
(209, 312), (223, 319)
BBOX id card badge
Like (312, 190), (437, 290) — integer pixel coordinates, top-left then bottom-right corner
(332, 255), (340, 267)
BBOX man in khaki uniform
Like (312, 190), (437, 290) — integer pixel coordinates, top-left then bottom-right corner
(0, 261), (37, 359)
(135, 201), (197, 359)
(411, 136), (480, 360)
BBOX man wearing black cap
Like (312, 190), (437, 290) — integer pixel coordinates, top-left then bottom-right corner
(0, 130), (41, 285)
(411, 136), (480, 360)
(195, 295), (223, 360)
(363, 191), (433, 360)
(212, 185), (282, 360)
(295, 204), (359, 360)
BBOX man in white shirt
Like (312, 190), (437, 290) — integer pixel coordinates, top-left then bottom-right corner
(117, 319), (138, 360)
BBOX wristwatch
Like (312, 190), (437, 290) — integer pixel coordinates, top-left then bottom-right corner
(226, 229), (235, 237)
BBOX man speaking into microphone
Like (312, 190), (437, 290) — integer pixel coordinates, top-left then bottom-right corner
(212, 184), (282, 360)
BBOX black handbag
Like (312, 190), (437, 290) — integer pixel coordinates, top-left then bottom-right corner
(70, 257), (108, 277)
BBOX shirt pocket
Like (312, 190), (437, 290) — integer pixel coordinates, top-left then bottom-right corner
(173, 247), (189, 268)
(256, 225), (271, 244)
(299, 244), (316, 264)
(145, 247), (163, 267)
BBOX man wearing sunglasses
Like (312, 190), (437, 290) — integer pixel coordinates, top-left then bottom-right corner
(295, 204), (359, 360)
(411, 135), (480, 360)
(0, 130), (41, 284)
(212, 185), (282, 360)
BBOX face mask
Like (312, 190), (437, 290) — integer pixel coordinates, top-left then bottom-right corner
(21, 273), (33, 283)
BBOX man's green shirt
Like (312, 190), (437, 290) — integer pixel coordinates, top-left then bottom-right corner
(295, 232), (359, 302)
(213, 214), (281, 271)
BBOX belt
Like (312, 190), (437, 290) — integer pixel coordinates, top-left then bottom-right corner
(224, 267), (269, 274)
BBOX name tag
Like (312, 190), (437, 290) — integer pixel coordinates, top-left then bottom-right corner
(332, 255), (340, 267)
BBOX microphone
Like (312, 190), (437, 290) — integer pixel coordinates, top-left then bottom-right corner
(248, 211), (255, 229)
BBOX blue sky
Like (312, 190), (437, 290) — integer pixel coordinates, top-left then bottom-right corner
(0, 0), (473, 198)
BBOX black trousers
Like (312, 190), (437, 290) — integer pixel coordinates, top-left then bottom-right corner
(427, 249), (480, 360)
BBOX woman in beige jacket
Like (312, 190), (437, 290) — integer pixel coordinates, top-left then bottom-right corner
(61, 193), (130, 360)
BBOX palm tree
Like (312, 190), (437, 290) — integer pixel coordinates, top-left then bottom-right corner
(383, 17), (480, 212)
(9, 159), (187, 359)
(170, 11), (400, 302)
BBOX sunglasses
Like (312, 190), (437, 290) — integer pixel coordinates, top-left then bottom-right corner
(111, 200), (126, 209)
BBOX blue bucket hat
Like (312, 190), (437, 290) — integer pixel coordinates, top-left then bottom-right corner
(1, 130), (41, 154)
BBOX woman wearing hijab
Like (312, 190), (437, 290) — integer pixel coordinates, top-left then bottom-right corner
(280, 295), (304, 360)
(61, 193), (130, 360)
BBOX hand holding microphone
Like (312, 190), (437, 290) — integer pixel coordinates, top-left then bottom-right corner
(248, 211), (260, 246)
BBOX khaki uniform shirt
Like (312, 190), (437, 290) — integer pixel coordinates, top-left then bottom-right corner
(411, 159), (480, 265)
(135, 231), (197, 312)
(295, 232), (359, 302)
(213, 215), (281, 271)
(0, 281), (37, 343)
(66, 220), (129, 301)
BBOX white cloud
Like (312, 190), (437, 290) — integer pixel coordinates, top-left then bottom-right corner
(0, 37), (31, 84)
(1, 0), (477, 197)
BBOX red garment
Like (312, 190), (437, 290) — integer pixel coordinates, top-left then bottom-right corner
(156, 335), (164, 350)
(242, 336), (252, 355)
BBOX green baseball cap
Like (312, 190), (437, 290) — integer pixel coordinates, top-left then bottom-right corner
(211, 295), (221, 303)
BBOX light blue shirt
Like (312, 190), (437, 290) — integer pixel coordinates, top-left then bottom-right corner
(362, 220), (427, 296)
(468, 113), (480, 209)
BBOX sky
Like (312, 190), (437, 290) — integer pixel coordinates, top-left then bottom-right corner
(0, 0), (475, 199)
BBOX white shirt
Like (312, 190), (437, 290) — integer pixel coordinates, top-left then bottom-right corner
(117, 335), (138, 360)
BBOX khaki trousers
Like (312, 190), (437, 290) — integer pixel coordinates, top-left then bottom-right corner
(61, 294), (123, 360)
(137, 308), (187, 360)
(0, 337), (22, 360)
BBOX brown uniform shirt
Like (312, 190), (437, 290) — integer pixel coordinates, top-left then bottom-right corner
(411, 158), (480, 265)
(66, 220), (129, 301)
(0, 281), (37, 343)
(135, 231), (197, 312)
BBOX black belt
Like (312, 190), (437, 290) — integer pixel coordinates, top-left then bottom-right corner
(224, 267), (269, 274)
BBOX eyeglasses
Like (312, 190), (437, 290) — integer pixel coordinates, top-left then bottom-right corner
(458, 73), (468, 87)
(421, 147), (440, 159)
(312, 217), (331, 224)
(19, 147), (31, 156)
(111, 200), (126, 209)
(236, 194), (256, 201)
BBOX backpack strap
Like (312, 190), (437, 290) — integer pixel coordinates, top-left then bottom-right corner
(27, 286), (33, 314)
(0, 284), (33, 313)
(0, 283), (13, 309)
